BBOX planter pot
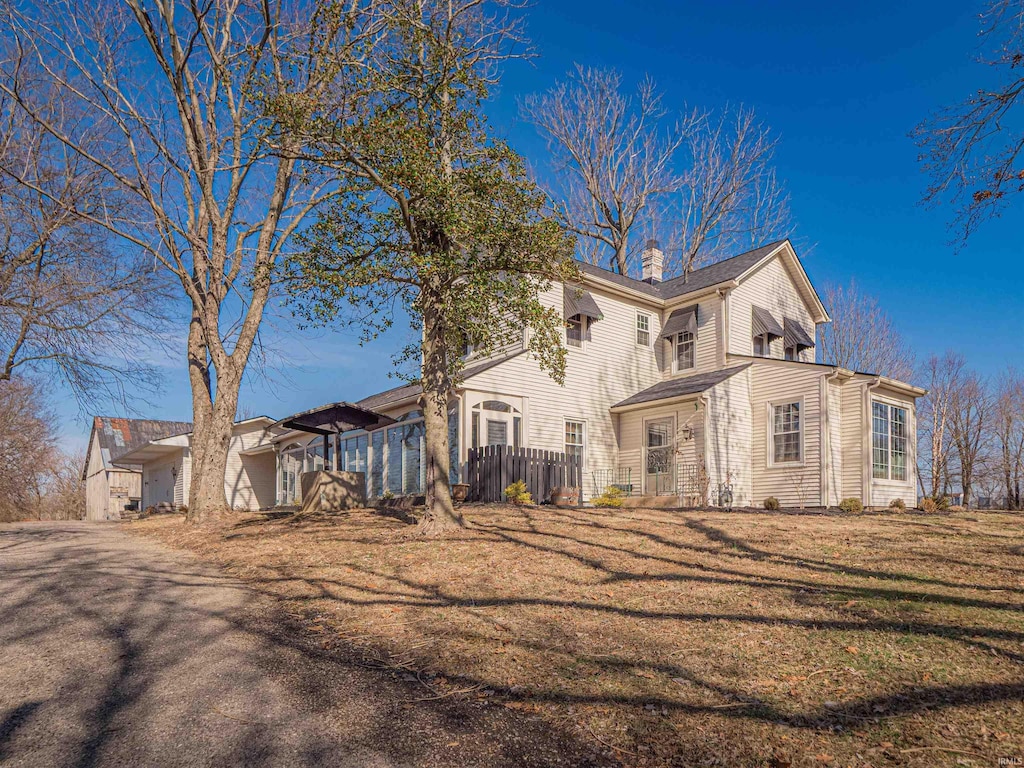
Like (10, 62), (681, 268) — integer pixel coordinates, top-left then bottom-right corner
(550, 486), (580, 507)
(451, 483), (471, 503)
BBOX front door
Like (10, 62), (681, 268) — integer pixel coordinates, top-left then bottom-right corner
(645, 418), (675, 495)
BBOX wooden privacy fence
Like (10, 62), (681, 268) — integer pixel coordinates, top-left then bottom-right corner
(466, 445), (582, 503)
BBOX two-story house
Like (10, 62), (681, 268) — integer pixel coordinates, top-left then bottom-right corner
(104, 239), (924, 512)
(273, 238), (923, 510)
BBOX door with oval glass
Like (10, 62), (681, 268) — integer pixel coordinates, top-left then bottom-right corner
(645, 417), (675, 495)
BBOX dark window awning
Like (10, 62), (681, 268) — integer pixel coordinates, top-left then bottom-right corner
(563, 285), (603, 322)
(272, 402), (396, 436)
(660, 305), (698, 339)
(752, 305), (784, 338)
(784, 317), (815, 350)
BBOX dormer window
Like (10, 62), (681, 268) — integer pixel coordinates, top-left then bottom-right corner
(564, 285), (602, 350)
(676, 331), (695, 370)
(783, 317), (815, 361)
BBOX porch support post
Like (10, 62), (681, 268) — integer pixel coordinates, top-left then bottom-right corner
(334, 432), (341, 470)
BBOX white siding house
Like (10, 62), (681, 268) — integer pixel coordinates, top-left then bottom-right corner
(287, 238), (924, 510)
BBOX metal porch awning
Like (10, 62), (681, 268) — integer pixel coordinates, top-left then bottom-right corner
(272, 401), (396, 436)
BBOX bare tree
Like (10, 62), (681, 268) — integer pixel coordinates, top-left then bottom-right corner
(949, 370), (990, 508)
(992, 367), (1024, 509)
(817, 280), (916, 381)
(666, 105), (792, 275)
(0, 1), (382, 521)
(0, 377), (53, 522)
(520, 66), (689, 274)
(0, 62), (164, 406)
(918, 351), (966, 500)
(914, 0), (1024, 245)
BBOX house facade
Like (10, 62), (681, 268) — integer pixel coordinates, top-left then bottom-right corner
(92, 239), (924, 513)
(110, 417), (279, 513)
(265, 239), (924, 509)
(82, 417), (194, 520)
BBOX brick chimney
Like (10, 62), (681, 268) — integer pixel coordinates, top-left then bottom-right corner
(641, 239), (664, 283)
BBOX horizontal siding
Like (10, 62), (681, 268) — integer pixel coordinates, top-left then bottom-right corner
(465, 281), (665, 499)
(225, 423), (278, 511)
(658, 295), (722, 376)
(826, 380), (843, 507)
(840, 381), (863, 501)
(618, 401), (704, 498)
(728, 256), (816, 362)
(750, 362), (824, 507)
(704, 368), (753, 506)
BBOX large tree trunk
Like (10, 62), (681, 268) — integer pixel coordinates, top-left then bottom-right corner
(416, 288), (462, 535)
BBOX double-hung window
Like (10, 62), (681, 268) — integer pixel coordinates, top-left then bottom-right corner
(564, 419), (585, 467)
(676, 330), (695, 370)
(566, 315), (584, 348)
(872, 402), (908, 480)
(636, 312), (651, 347)
(753, 334), (768, 357)
(771, 401), (802, 464)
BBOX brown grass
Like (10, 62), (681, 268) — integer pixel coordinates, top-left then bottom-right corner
(130, 505), (1024, 767)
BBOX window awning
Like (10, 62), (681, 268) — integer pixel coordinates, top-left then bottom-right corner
(660, 305), (698, 339)
(784, 317), (815, 350)
(272, 402), (396, 436)
(752, 306), (784, 338)
(563, 285), (603, 322)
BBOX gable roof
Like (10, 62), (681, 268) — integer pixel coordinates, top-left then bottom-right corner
(83, 416), (194, 478)
(577, 240), (787, 300)
(610, 364), (752, 411)
(356, 351), (528, 413)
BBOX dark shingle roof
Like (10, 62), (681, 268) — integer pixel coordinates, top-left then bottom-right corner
(356, 351), (527, 412)
(578, 240), (787, 300)
(611, 365), (752, 409)
(84, 416), (194, 476)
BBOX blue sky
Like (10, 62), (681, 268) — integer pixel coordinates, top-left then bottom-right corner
(60, 0), (1022, 452)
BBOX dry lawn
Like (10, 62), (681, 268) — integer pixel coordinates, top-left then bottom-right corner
(130, 505), (1024, 767)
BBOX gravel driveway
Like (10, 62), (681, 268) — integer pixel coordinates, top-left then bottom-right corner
(0, 521), (601, 768)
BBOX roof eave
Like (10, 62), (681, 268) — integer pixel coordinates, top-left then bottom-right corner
(610, 392), (703, 414)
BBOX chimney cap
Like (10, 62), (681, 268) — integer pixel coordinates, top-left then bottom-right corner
(645, 239), (661, 251)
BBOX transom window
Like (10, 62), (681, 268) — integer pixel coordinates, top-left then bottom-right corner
(636, 312), (651, 347)
(872, 402), (907, 481)
(566, 315), (584, 348)
(771, 401), (802, 464)
(564, 419), (585, 466)
(676, 330), (695, 370)
(472, 400), (521, 449)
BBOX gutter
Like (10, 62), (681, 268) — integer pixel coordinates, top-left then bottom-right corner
(609, 393), (702, 415)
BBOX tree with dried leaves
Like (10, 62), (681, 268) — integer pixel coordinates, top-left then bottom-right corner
(288, 0), (576, 534)
(992, 367), (1024, 509)
(0, 61), (165, 407)
(917, 351), (966, 501)
(0, 377), (54, 521)
(914, 0), (1024, 244)
(522, 67), (791, 276)
(817, 280), (916, 381)
(0, 1), (384, 522)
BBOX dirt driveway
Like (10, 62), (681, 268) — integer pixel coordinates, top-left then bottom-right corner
(0, 521), (602, 768)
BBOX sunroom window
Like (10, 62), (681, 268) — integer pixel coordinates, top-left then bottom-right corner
(872, 402), (907, 481)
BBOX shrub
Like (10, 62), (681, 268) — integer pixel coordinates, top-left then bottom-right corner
(937, 495), (951, 511)
(593, 485), (627, 508)
(839, 497), (863, 514)
(888, 498), (906, 512)
(920, 497), (938, 513)
(504, 480), (533, 506)
(949, 504), (966, 514)
(763, 496), (780, 511)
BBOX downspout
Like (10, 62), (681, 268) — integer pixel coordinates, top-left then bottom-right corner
(699, 393), (711, 505)
(822, 368), (841, 507)
(863, 376), (882, 508)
